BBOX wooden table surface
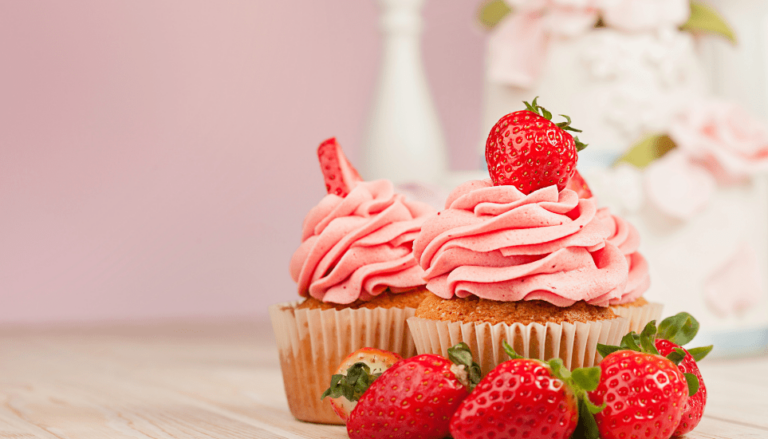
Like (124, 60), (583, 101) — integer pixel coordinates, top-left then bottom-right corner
(1, 319), (766, 439)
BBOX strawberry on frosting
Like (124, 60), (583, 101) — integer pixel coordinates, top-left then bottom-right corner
(413, 180), (629, 307)
(289, 139), (434, 304)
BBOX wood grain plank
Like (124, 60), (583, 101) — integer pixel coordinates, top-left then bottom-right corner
(0, 320), (765, 439)
(686, 417), (768, 439)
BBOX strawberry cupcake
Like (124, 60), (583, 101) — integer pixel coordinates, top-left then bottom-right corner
(407, 101), (630, 373)
(269, 138), (434, 424)
(597, 208), (663, 333)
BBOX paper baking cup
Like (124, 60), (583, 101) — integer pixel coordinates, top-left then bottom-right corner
(269, 301), (418, 425)
(407, 316), (628, 374)
(610, 302), (664, 335)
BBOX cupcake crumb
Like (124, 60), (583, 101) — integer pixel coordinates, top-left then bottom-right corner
(415, 294), (617, 325)
(297, 287), (430, 311)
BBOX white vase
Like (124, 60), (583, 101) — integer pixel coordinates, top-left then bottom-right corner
(364, 0), (448, 184)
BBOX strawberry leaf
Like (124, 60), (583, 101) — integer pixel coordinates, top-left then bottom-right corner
(639, 321), (659, 355)
(597, 343), (622, 358)
(503, 340), (524, 360)
(620, 332), (641, 352)
(538, 105), (552, 121)
(684, 373), (700, 397)
(574, 398), (601, 439)
(321, 362), (379, 402)
(448, 342), (482, 389)
(572, 367), (601, 392)
(574, 136), (588, 151)
(666, 348), (687, 366)
(658, 313), (700, 346)
(547, 358), (571, 383)
(688, 345), (714, 362)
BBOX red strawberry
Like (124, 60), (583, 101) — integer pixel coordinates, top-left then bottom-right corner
(592, 318), (707, 439)
(450, 342), (600, 439)
(652, 312), (712, 437)
(322, 348), (403, 423)
(566, 170), (593, 199)
(655, 339), (707, 437)
(317, 137), (363, 197)
(485, 97), (587, 194)
(346, 344), (481, 439)
(589, 350), (688, 439)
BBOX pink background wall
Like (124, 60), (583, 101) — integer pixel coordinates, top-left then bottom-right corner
(0, 0), (485, 323)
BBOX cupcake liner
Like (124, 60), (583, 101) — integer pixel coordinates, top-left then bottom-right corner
(610, 302), (664, 335)
(269, 301), (418, 425)
(407, 316), (629, 374)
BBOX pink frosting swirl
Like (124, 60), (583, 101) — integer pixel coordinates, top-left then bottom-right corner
(289, 180), (434, 304)
(412, 180), (629, 307)
(597, 208), (651, 305)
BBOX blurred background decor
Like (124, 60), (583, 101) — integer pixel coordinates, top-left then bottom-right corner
(477, 0), (768, 355)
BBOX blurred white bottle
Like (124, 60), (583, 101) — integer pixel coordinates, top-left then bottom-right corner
(364, 0), (448, 184)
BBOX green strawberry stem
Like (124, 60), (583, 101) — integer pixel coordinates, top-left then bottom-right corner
(321, 362), (381, 402)
(521, 97), (588, 151)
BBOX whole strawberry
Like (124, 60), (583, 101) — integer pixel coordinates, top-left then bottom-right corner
(655, 340), (707, 437)
(654, 312), (713, 437)
(450, 342), (601, 439)
(346, 343), (481, 439)
(321, 348), (403, 423)
(485, 97), (587, 194)
(592, 322), (701, 439)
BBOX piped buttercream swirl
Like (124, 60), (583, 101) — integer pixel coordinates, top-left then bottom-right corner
(412, 180), (629, 307)
(290, 180), (434, 304)
(597, 208), (651, 305)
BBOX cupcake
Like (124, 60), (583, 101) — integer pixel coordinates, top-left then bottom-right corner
(270, 138), (434, 424)
(407, 102), (630, 373)
(597, 208), (663, 333)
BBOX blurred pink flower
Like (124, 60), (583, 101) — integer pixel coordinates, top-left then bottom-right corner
(670, 101), (768, 181)
(490, 0), (598, 87)
(600, 0), (689, 32)
(644, 149), (715, 221)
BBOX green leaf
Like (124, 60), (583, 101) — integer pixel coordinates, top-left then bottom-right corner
(639, 320), (659, 355)
(688, 345), (714, 362)
(574, 398), (601, 439)
(538, 105), (552, 121)
(658, 313), (700, 346)
(556, 114), (572, 129)
(597, 343), (622, 359)
(620, 332), (641, 352)
(666, 348), (687, 366)
(478, 0), (512, 30)
(681, 2), (736, 44)
(320, 362), (377, 402)
(572, 367), (601, 392)
(448, 342), (482, 390)
(616, 134), (677, 168)
(321, 374), (344, 400)
(574, 136), (588, 152)
(547, 358), (571, 383)
(503, 340), (524, 360)
(684, 373), (700, 397)
(448, 342), (474, 368)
